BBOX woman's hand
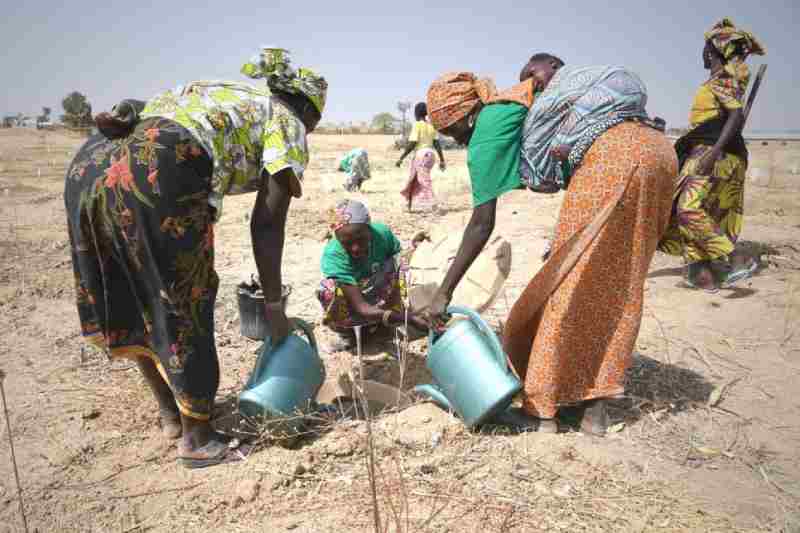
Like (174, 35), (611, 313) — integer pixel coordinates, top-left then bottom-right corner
(425, 290), (452, 328)
(264, 307), (290, 345)
(550, 144), (571, 161)
(395, 159), (403, 168)
(695, 147), (721, 176)
(407, 313), (430, 333)
(439, 160), (446, 171)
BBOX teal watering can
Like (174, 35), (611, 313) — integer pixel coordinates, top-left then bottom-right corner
(414, 306), (521, 428)
(238, 319), (324, 432)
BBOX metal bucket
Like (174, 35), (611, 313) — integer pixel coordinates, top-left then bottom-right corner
(237, 283), (291, 340)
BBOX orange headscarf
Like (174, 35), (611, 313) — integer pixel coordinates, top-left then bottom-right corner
(426, 72), (535, 131)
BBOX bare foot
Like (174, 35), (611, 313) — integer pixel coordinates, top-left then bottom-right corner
(159, 408), (182, 439)
(579, 399), (608, 436)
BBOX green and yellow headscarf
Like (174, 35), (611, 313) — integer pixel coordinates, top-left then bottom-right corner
(705, 18), (765, 61)
(241, 47), (328, 115)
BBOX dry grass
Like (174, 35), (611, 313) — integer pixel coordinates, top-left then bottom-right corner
(0, 130), (799, 532)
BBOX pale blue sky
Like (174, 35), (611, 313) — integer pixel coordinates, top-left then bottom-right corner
(1, 0), (797, 130)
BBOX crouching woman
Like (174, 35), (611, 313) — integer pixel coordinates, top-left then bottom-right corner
(316, 199), (428, 351)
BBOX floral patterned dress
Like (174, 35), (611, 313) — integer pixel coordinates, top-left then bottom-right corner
(657, 61), (750, 263)
(65, 81), (310, 420)
(141, 81), (309, 218)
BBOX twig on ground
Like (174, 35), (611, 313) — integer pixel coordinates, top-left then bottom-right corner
(109, 482), (203, 500)
(782, 280), (797, 357)
(681, 344), (721, 378)
(757, 464), (788, 495)
(0, 370), (29, 533)
(57, 455), (160, 489)
(410, 491), (519, 511)
(120, 514), (158, 533)
(704, 347), (753, 372)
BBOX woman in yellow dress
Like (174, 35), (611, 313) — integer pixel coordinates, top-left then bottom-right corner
(658, 18), (765, 291)
(397, 103), (446, 212)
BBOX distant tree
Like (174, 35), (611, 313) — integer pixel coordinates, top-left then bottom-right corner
(61, 91), (93, 128)
(37, 106), (52, 126)
(396, 101), (412, 138)
(371, 112), (397, 134)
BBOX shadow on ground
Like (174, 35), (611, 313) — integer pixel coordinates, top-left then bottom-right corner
(599, 352), (715, 429)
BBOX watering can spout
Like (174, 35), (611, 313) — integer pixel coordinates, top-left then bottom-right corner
(413, 384), (452, 411)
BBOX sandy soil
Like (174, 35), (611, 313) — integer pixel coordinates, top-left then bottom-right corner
(0, 128), (798, 532)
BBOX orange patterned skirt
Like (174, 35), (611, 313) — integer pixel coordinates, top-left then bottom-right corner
(503, 122), (676, 419)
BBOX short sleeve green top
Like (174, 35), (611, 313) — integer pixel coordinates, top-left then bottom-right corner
(467, 102), (528, 207)
(320, 223), (402, 285)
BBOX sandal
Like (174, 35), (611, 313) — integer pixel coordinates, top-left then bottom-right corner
(683, 277), (720, 294)
(177, 437), (248, 469)
(721, 260), (758, 288)
(159, 408), (182, 440)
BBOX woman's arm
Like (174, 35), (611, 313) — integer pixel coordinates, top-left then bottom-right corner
(433, 139), (446, 170)
(396, 141), (418, 166)
(428, 200), (497, 316)
(339, 284), (428, 331)
(251, 168), (293, 344)
(696, 108), (744, 175)
(340, 285), (399, 322)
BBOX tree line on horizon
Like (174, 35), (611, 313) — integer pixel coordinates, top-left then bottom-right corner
(2, 91), (94, 129)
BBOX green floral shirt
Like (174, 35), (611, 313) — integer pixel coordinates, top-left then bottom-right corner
(141, 81), (308, 219)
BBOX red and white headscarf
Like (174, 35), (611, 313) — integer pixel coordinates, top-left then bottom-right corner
(329, 199), (371, 232)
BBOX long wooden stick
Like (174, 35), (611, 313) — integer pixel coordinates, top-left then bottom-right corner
(0, 370), (29, 533)
(353, 326), (382, 533)
(743, 64), (767, 125)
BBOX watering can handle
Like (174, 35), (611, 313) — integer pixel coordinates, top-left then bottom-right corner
(248, 318), (318, 389)
(261, 318), (318, 353)
(290, 318), (318, 355)
(446, 305), (509, 372)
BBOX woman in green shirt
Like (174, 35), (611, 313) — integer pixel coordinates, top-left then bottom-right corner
(317, 199), (429, 350)
(425, 60), (675, 434)
(423, 71), (535, 317)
